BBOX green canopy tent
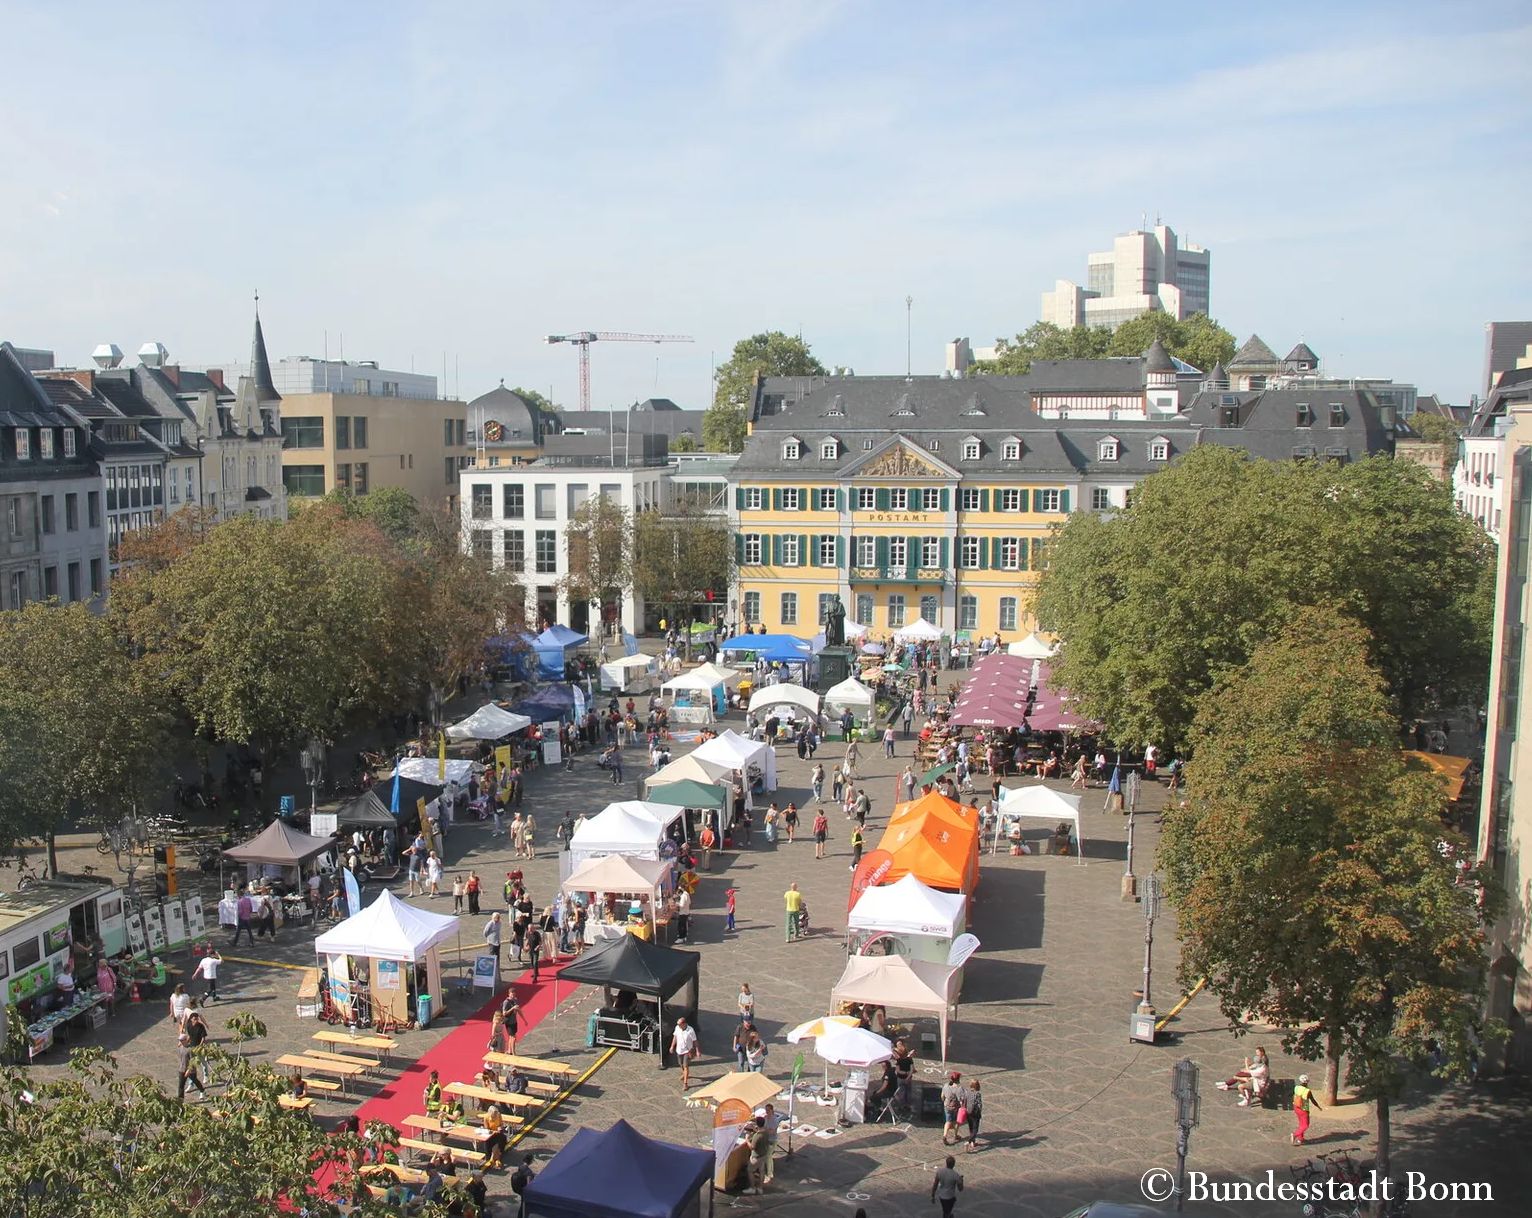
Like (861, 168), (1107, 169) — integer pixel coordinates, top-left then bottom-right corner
(920, 760), (956, 786)
(644, 777), (728, 842)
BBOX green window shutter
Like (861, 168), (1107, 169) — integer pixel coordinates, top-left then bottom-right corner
(800, 487), (809, 510)
(798, 534), (808, 567)
(736, 533), (745, 564)
(939, 537), (949, 570)
(875, 488), (889, 511)
(875, 536), (889, 569)
(940, 489), (950, 512)
(771, 534), (781, 565)
(1060, 489), (1071, 513)
(908, 486), (921, 509)
(907, 535), (920, 571)
(1018, 538), (1030, 570)
(771, 488), (781, 511)
(1018, 489), (1031, 512)
(835, 490), (844, 512)
(836, 535), (845, 568)
(978, 538), (989, 569)
(980, 489), (990, 512)
(735, 488), (745, 510)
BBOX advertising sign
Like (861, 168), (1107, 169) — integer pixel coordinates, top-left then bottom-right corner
(472, 954), (499, 989)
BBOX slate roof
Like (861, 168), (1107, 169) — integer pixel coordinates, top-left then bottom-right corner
(1181, 388), (1394, 461)
(1027, 357), (1147, 391)
(1285, 342), (1318, 363)
(0, 342), (68, 426)
(1143, 338), (1176, 374)
(634, 397), (682, 412)
(249, 311), (281, 403)
(93, 376), (160, 419)
(1229, 334), (1280, 367)
(36, 377), (113, 417)
(469, 384), (547, 440)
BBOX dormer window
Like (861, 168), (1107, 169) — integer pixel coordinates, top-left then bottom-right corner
(1097, 437), (1120, 462)
(15, 429), (30, 461)
(1149, 436), (1170, 462)
(820, 438), (840, 461)
(862, 438), (874, 450)
(1329, 403), (1346, 428)
(825, 395), (846, 417)
(893, 394), (915, 417)
(1002, 438), (1022, 461)
(39, 429), (54, 460)
(1297, 403), (1314, 428)
(962, 437), (981, 461)
(782, 439), (801, 461)
(63, 429), (77, 458)
(927, 439), (939, 452)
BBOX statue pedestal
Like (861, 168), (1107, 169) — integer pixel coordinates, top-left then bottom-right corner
(817, 646), (853, 692)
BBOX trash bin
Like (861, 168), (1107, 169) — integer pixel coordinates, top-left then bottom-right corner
(417, 993), (433, 1029)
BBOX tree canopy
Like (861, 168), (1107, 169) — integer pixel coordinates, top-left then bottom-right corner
(1163, 612), (1496, 1175)
(705, 331), (827, 453)
(319, 485), (422, 545)
(974, 311), (1236, 376)
(560, 496), (633, 631)
(1034, 446), (1494, 747)
(632, 502), (734, 626)
(510, 386), (560, 421)
(1408, 411), (1463, 476)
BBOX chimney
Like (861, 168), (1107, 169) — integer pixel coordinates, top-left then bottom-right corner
(62, 369), (96, 392)
(206, 368), (226, 391)
(162, 365), (181, 389)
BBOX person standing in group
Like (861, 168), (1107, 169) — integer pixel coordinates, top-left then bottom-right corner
(930, 1155), (964, 1215)
(850, 824), (865, 871)
(488, 1009), (507, 1054)
(732, 1016), (755, 1072)
(670, 1017), (699, 1090)
(831, 765), (846, 804)
(783, 883), (804, 941)
(901, 699), (914, 737)
(962, 1078), (983, 1151)
(901, 764), (917, 802)
(466, 870), (482, 915)
(452, 874), (465, 914)
(484, 912), (503, 966)
(557, 811), (576, 853)
(745, 1116), (770, 1195)
(1292, 1073), (1320, 1145)
(940, 1072), (965, 1145)
(725, 886), (738, 934)
(426, 852), (443, 897)
(511, 813), (526, 858)
(761, 1102), (782, 1183)
(176, 1030), (206, 1102)
(698, 823), (716, 871)
(501, 992), (520, 1054)
(812, 809), (829, 859)
(521, 812), (536, 859)
(526, 919), (544, 980)
(811, 762), (825, 805)
(737, 982), (755, 1024)
(675, 885), (692, 943)
(191, 947), (221, 1003)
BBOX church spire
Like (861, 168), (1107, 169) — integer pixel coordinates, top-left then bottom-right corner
(249, 291), (280, 405)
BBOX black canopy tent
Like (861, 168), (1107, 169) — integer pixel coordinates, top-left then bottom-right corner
(556, 935), (700, 1068)
(334, 776), (443, 829)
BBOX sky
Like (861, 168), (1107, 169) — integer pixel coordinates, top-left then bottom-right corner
(1, 0), (1528, 409)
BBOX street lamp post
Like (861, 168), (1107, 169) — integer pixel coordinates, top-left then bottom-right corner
(1141, 871), (1161, 1014)
(1123, 768), (1140, 899)
(1171, 1058), (1201, 1211)
(905, 295), (913, 378)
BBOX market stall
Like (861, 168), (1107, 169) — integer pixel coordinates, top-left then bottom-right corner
(395, 756), (479, 788)
(523, 1119), (714, 1218)
(996, 785), (1086, 863)
(717, 633), (813, 681)
(335, 775), (442, 833)
(556, 935), (701, 1067)
(746, 682), (821, 721)
(822, 677), (875, 726)
(894, 617), (943, 643)
(829, 954), (962, 1064)
(445, 703), (532, 742)
(660, 670), (725, 723)
(600, 653), (659, 694)
(876, 793), (981, 893)
(642, 777), (729, 840)
(568, 803), (675, 872)
(1006, 632), (1057, 659)
(222, 819), (337, 890)
(848, 873), (969, 964)
(562, 854), (673, 937)
(534, 624), (590, 680)
(690, 729), (778, 792)
(313, 889), (462, 1026)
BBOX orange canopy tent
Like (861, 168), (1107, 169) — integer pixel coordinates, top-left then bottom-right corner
(1402, 751), (1473, 802)
(875, 791), (981, 894)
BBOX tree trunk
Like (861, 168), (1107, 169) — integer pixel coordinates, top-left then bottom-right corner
(45, 831), (58, 880)
(1324, 1026), (1342, 1106)
(1374, 1093), (1391, 1213)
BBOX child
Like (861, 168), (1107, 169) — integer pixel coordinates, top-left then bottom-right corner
(452, 874), (466, 914)
(725, 886), (738, 933)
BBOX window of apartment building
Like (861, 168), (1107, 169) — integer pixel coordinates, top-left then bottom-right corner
(998, 488), (1022, 512)
(40, 495), (54, 535)
(743, 487), (764, 510)
(1098, 438), (1119, 461)
(815, 488), (837, 510)
(998, 596), (1018, 631)
(443, 419), (454, 446)
(63, 428), (77, 458)
(471, 484), (493, 519)
(921, 537), (940, 568)
(182, 468), (193, 504)
(780, 487), (800, 511)
(888, 537), (907, 570)
(353, 463), (368, 494)
(67, 494), (80, 531)
(1002, 439), (1021, 461)
(1295, 403), (1314, 428)
(335, 416), (351, 450)
(43, 566), (58, 599)
(780, 591), (798, 625)
(353, 417), (368, 448)
(996, 538), (1023, 570)
(856, 487), (875, 510)
(534, 484), (556, 519)
(15, 429), (30, 461)
(502, 485), (525, 518)
(89, 559), (102, 597)
(444, 457), (456, 486)
(963, 439), (981, 462)
(1032, 539), (1049, 569)
(742, 534), (762, 565)
(567, 484), (589, 516)
(743, 591), (761, 623)
(855, 593), (873, 626)
(817, 535), (837, 566)
(168, 473), (179, 505)
(105, 468), (118, 512)
(453, 420), (464, 446)
(960, 488), (980, 511)
(471, 529), (491, 560)
(1037, 488), (1063, 512)
(782, 439), (801, 461)
(854, 536), (875, 567)
(959, 595), (977, 630)
(534, 530), (558, 574)
(920, 594), (939, 623)
(39, 429), (54, 460)
(820, 439), (839, 461)
(889, 488), (908, 511)
(959, 536), (980, 568)
(63, 563), (79, 603)
(7, 570), (25, 609)
(1123, 489), (1133, 509)
(1149, 438), (1170, 461)
(284, 466), (326, 497)
(780, 534), (800, 566)
(283, 417), (324, 449)
(817, 592), (836, 625)
(887, 594), (906, 627)
(335, 464), (352, 493)
(1091, 487), (1111, 511)
(1329, 404), (1346, 428)
(503, 530), (525, 569)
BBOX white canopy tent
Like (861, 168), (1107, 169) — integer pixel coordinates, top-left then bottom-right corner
(313, 889), (463, 1023)
(1007, 632), (1057, 659)
(996, 785), (1085, 865)
(844, 619), (868, 640)
(569, 804), (671, 868)
(597, 799), (684, 833)
(561, 854), (671, 931)
(747, 683), (821, 719)
(830, 954), (962, 1064)
(849, 874), (967, 939)
(644, 753), (725, 792)
(395, 756), (478, 788)
(599, 654), (658, 693)
(823, 677), (875, 723)
(691, 729), (778, 791)
(661, 671), (720, 697)
(895, 617), (943, 642)
(445, 703), (532, 742)
(689, 662), (745, 689)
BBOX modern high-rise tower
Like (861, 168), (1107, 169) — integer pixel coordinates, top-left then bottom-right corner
(1041, 224), (1210, 331)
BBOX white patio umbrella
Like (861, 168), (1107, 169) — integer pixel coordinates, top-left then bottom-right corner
(785, 1014), (859, 1044)
(784, 1015), (890, 1089)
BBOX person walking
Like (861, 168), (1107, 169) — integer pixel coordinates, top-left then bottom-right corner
(177, 1030), (206, 1102)
(231, 888), (254, 947)
(191, 947), (221, 1003)
(737, 982), (755, 1023)
(501, 991), (521, 1053)
(725, 886), (738, 933)
(426, 852), (443, 897)
(844, 739), (861, 781)
(732, 1016), (755, 1072)
(1292, 1073), (1320, 1145)
(831, 765), (846, 804)
(930, 1155), (964, 1215)
(169, 983), (192, 1026)
(813, 810), (829, 859)
(783, 883), (804, 941)
(521, 812), (537, 859)
(484, 912), (504, 967)
(882, 724), (896, 759)
(526, 920), (544, 980)
(940, 1072), (965, 1145)
(511, 813), (526, 858)
(850, 824), (865, 871)
(901, 699), (914, 737)
(901, 765), (917, 802)
(963, 1078), (983, 1151)
(811, 762), (825, 804)
(466, 870), (482, 915)
(670, 1017), (699, 1090)
(452, 874), (465, 914)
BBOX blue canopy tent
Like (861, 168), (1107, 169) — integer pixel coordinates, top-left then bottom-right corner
(523, 1119), (714, 1218)
(510, 683), (579, 723)
(718, 633), (814, 681)
(534, 624), (590, 680)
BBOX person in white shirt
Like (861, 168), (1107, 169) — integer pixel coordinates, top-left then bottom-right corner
(675, 887), (692, 943)
(670, 1017), (698, 1090)
(193, 948), (221, 1002)
(169, 984), (192, 1025)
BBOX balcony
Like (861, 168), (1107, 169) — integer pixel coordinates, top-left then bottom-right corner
(849, 566), (947, 586)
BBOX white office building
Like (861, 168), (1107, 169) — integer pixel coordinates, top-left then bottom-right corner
(1041, 224), (1210, 331)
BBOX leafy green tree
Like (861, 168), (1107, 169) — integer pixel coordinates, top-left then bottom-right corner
(975, 322), (1112, 375)
(705, 331), (827, 453)
(1171, 311), (1237, 372)
(560, 496), (632, 640)
(1408, 412), (1463, 476)
(632, 503), (734, 629)
(510, 386), (560, 422)
(1035, 446), (1494, 747)
(979, 312), (1235, 376)
(0, 603), (173, 868)
(319, 485), (422, 546)
(0, 1046), (409, 1215)
(670, 433), (699, 453)
(1163, 612), (1497, 1180)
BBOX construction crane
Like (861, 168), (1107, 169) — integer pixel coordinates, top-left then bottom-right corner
(544, 331), (693, 413)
